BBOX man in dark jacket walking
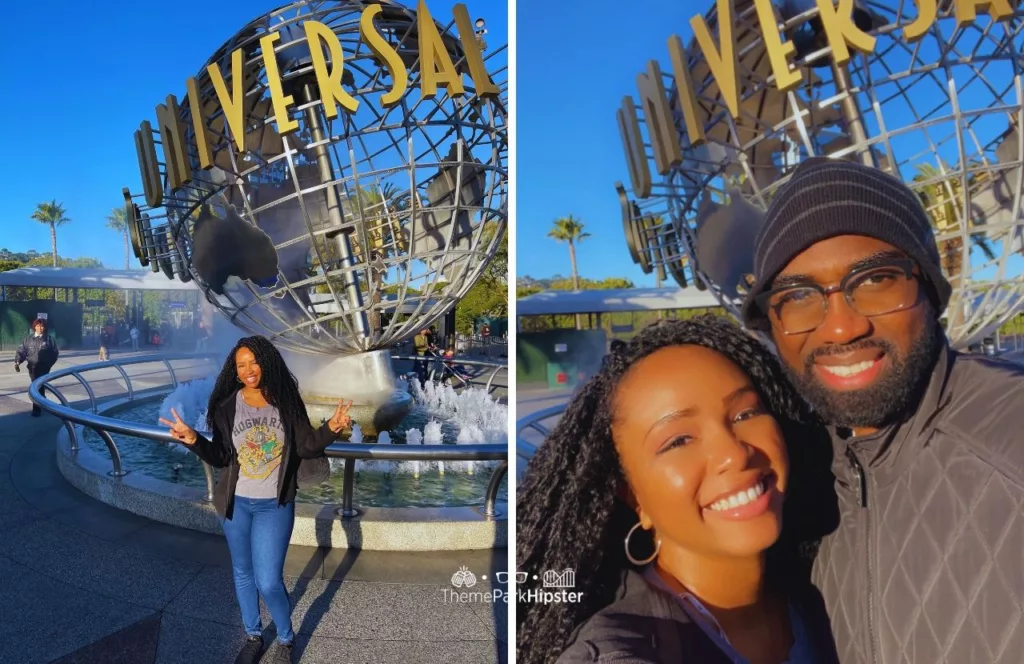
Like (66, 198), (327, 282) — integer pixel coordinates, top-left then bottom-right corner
(742, 157), (1024, 664)
(14, 318), (60, 417)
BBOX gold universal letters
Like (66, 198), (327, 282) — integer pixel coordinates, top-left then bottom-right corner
(619, 0), (1016, 199)
(617, 97), (652, 198)
(260, 31), (300, 136)
(417, 0), (465, 98)
(185, 77), (215, 170)
(955, 0), (1013, 27)
(690, 0), (740, 119)
(636, 60), (682, 175)
(154, 94), (193, 190)
(305, 21), (361, 118)
(360, 4), (409, 106)
(903, 0), (937, 42)
(814, 0), (876, 66)
(452, 4), (500, 98)
(134, 121), (162, 208)
(667, 35), (706, 147)
(207, 49), (248, 152)
(132, 3), (502, 202)
(753, 0), (802, 91)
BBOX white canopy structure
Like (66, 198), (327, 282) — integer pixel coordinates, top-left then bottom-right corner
(517, 287), (720, 316)
(0, 268), (198, 292)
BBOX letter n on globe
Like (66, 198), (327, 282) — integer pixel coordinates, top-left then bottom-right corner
(636, 60), (682, 175)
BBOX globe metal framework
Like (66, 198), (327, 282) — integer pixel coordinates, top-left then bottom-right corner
(124, 0), (507, 355)
(619, 0), (1024, 348)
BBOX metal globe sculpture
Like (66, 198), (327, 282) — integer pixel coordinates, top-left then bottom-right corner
(617, 0), (1023, 348)
(122, 0), (506, 428)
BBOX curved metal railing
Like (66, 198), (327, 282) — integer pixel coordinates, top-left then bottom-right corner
(515, 403), (569, 464)
(390, 353), (508, 395)
(29, 353), (509, 518)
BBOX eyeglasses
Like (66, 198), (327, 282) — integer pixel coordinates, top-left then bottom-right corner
(493, 572), (528, 584)
(755, 258), (920, 335)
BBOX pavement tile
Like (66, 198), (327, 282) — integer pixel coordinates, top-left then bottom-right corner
(50, 612), (162, 664)
(0, 555), (155, 664)
(161, 565), (242, 627)
(322, 547), (505, 585)
(289, 636), (505, 663)
(155, 612), (251, 664)
(0, 518), (204, 610)
(286, 578), (495, 641)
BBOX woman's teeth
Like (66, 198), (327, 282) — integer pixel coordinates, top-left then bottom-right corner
(707, 480), (765, 512)
(820, 359), (876, 377)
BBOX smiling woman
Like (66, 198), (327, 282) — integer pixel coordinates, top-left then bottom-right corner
(515, 316), (839, 664)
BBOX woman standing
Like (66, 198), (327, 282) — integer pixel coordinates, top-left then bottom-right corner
(160, 336), (352, 664)
(517, 316), (838, 664)
(14, 318), (60, 417)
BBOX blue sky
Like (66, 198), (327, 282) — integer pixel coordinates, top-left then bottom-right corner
(0, 0), (505, 269)
(516, 0), (695, 286)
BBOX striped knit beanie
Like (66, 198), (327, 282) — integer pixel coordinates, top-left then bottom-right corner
(741, 157), (951, 329)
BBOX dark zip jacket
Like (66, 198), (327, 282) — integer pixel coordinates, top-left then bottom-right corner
(812, 344), (1024, 663)
(556, 569), (839, 663)
(15, 333), (59, 371)
(187, 389), (337, 520)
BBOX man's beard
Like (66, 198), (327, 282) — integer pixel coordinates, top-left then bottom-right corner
(785, 322), (941, 429)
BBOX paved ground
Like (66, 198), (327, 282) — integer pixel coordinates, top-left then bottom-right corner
(0, 354), (508, 664)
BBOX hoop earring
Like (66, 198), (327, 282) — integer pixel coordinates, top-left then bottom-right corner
(624, 521), (661, 566)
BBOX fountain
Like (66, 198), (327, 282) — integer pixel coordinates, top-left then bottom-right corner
(121, 0), (507, 433)
(141, 369), (507, 505)
(37, 0), (508, 551)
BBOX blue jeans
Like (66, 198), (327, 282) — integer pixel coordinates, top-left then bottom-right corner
(220, 496), (295, 644)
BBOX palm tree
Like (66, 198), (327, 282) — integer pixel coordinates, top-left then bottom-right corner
(548, 215), (590, 329)
(30, 200), (71, 267)
(106, 207), (131, 269)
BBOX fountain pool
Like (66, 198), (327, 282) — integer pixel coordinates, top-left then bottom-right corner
(82, 379), (508, 508)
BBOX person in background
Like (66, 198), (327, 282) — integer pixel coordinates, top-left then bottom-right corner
(14, 319), (60, 417)
(413, 327), (431, 385)
(195, 320), (209, 352)
(130, 324), (139, 351)
(99, 329), (110, 361)
(441, 345), (471, 385)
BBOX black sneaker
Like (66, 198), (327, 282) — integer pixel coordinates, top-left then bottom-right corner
(234, 635), (263, 664)
(273, 642), (294, 664)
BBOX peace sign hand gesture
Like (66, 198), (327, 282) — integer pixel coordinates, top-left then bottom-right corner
(158, 408), (198, 446)
(328, 399), (353, 434)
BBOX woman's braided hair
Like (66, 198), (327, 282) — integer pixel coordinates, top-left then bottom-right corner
(515, 315), (816, 664)
(206, 335), (310, 433)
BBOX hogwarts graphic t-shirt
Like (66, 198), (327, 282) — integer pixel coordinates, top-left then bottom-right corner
(231, 391), (286, 499)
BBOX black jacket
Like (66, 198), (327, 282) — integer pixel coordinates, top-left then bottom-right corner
(15, 333), (59, 370)
(187, 390), (337, 520)
(812, 344), (1024, 663)
(556, 569), (839, 663)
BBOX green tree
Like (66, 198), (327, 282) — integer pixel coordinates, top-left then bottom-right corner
(547, 215), (590, 329)
(106, 206), (131, 269)
(454, 223), (507, 334)
(29, 200), (71, 268)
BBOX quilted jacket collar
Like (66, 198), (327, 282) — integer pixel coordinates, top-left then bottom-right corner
(831, 342), (954, 485)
